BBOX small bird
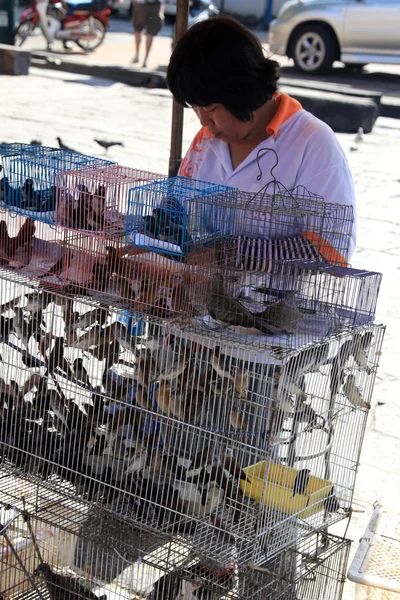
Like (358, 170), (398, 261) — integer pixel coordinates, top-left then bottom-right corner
(73, 358), (92, 388)
(34, 562), (107, 600)
(352, 331), (373, 375)
(49, 392), (71, 433)
(323, 486), (341, 514)
(136, 351), (159, 388)
(209, 346), (234, 382)
(56, 137), (77, 152)
(354, 127), (364, 144)
(206, 272), (280, 335)
(48, 336), (74, 378)
(135, 383), (152, 410)
(94, 139), (124, 152)
(342, 374), (370, 409)
(223, 447), (249, 482)
(292, 468), (311, 498)
(293, 403), (326, 430)
(258, 298), (301, 334)
(230, 406), (247, 431)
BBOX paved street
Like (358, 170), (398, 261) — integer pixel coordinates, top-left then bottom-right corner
(16, 14), (400, 105)
(1, 67), (400, 598)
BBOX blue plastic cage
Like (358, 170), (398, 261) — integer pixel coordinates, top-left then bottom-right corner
(126, 176), (238, 259)
(0, 144), (114, 224)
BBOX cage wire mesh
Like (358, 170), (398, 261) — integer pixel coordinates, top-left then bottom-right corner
(54, 166), (165, 237)
(0, 504), (350, 600)
(0, 144), (113, 223)
(0, 213), (76, 285)
(125, 174), (354, 266)
(56, 230), (189, 315)
(0, 272), (385, 568)
(177, 260), (381, 351)
(126, 176), (239, 260)
(51, 238), (381, 334)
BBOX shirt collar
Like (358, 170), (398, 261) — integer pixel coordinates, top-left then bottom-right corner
(266, 93), (303, 139)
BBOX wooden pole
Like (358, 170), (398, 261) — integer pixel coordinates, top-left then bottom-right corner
(168, 0), (190, 177)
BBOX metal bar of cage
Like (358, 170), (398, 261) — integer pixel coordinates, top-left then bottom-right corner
(0, 270), (386, 569)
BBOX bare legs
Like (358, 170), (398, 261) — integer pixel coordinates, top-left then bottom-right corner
(133, 31), (154, 67)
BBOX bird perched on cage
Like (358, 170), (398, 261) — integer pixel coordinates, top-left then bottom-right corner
(286, 342), (330, 380)
(94, 139), (124, 152)
(207, 273), (281, 335)
(0, 218), (36, 261)
(49, 391), (71, 433)
(292, 468), (311, 499)
(85, 185), (106, 231)
(136, 350), (160, 388)
(48, 336), (74, 379)
(34, 563), (107, 600)
(230, 405), (247, 431)
(73, 358), (92, 389)
(0, 314), (14, 342)
(293, 402), (326, 431)
(323, 486), (341, 514)
(155, 381), (177, 417)
(20, 178), (37, 208)
(342, 374), (370, 409)
(258, 298), (301, 334)
(223, 447), (249, 483)
(56, 137), (77, 153)
(330, 333), (373, 398)
(352, 331), (373, 375)
(142, 206), (193, 253)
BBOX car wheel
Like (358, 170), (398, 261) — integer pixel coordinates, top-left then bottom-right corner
(291, 25), (338, 74)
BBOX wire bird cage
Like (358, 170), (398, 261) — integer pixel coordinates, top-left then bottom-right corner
(0, 501), (350, 600)
(48, 240), (381, 332)
(124, 174), (354, 267)
(0, 144), (113, 224)
(55, 232), (192, 314)
(0, 271), (385, 566)
(229, 183), (354, 269)
(55, 166), (165, 237)
(126, 175), (239, 260)
(181, 260), (382, 352)
(0, 213), (77, 286)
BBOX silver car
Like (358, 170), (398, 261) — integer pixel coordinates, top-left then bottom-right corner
(269, 0), (400, 73)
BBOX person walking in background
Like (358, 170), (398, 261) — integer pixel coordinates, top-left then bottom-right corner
(132, 0), (164, 68)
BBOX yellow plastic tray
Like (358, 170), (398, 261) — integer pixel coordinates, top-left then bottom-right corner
(240, 460), (332, 519)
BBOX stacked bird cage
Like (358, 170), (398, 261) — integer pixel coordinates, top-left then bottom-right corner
(0, 148), (386, 600)
(0, 278), (385, 568)
(0, 502), (350, 600)
(0, 143), (113, 223)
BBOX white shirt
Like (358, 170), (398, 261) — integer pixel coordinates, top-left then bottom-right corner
(179, 94), (357, 263)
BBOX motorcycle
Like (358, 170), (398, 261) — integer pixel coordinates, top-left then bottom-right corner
(15, 0), (111, 52)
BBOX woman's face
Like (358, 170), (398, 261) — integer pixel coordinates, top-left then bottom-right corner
(191, 104), (254, 143)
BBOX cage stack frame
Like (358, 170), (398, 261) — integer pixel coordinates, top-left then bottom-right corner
(0, 144), (385, 600)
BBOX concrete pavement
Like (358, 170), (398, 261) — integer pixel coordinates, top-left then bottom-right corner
(1, 67), (400, 598)
(15, 16), (400, 120)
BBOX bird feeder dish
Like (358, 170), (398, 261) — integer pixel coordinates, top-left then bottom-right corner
(240, 460), (332, 518)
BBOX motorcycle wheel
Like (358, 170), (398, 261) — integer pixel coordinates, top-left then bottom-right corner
(15, 21), (35, 47)
(75, 17), (105, 52)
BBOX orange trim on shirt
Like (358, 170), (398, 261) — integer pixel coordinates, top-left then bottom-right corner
(266, 93), (303, 139)
(303, 231), (349, 267)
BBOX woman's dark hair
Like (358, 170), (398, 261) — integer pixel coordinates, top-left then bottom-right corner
(167, 16), (280, 122)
